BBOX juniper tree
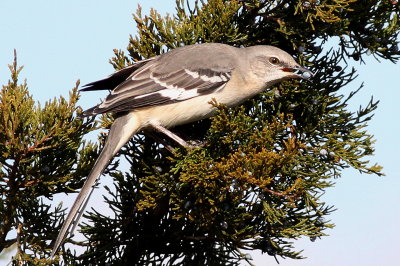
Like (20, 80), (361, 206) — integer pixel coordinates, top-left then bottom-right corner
(0, 52), (98, 264)
(2, 0), (399, 265)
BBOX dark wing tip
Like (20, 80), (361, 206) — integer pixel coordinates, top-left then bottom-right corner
(80, 58), (156, 92)
(79, 82), (98, 92)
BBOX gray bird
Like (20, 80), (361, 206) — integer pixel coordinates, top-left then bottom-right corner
(51, 43), (312, 256)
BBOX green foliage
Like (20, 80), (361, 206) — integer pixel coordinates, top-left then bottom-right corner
(0, 51), (97, 264)
(3, 0), (399, 265)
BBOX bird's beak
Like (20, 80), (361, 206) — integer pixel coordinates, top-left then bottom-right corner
(282, 65), (314, 80)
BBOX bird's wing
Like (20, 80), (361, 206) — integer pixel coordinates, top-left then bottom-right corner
(80, 58), (156, 92)
(83, 44), (236, 116)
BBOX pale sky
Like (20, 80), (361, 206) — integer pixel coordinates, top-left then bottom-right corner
(1, 1), (399, 265)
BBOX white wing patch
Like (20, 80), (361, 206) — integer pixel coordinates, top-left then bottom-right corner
(184, 69), (200, 79)
(150, 72), (181, 91)
(151, 73), (200, 100)
(159, 87), (199, 100)
(184, 69), (228, 82)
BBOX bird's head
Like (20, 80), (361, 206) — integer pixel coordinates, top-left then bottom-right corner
(246, 45), (314, 86)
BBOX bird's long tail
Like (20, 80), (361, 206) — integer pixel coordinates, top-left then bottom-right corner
(51, 112), (140, 257)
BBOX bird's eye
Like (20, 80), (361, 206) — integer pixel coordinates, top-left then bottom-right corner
(269, 57), (280, 65)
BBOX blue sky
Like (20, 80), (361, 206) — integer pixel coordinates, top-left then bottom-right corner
(1, 1), (399, 265)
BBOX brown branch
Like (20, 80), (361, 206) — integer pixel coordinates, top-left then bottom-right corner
(247, 172), (302, 200)
(23, 179), (41, 188)
(23, 134), (53, 155)
(261, 177), (302, 199)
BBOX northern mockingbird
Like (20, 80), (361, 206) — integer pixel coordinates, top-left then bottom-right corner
(51, 43), (312, 256)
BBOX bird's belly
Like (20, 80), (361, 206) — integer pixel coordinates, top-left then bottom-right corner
(138, 95), (219, 128)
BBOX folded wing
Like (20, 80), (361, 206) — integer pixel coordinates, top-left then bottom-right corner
(82, 45), (236, 116)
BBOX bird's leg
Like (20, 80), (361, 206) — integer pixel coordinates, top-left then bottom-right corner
(146, 131), (176, 153)
(149, 123), (194, 148)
